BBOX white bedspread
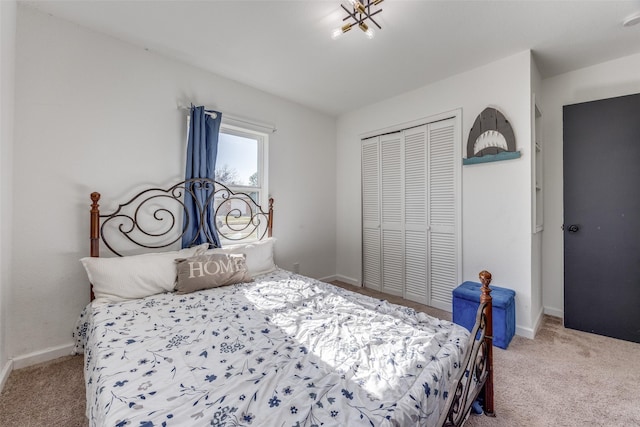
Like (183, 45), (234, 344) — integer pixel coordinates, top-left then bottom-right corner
(74, 269), (470, 427)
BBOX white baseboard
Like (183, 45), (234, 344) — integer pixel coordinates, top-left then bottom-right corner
(515, 324), (536, 339)
(515, 306), (547, 340)
(332, 275), (360, 286)
(318, 274), (360, 286)
(11, 343), (75, 370)
(317, 274), (337, 283)
(0, 358), (13, 393)
(532, 306), (545, 337)
(543, 306), (563, 319)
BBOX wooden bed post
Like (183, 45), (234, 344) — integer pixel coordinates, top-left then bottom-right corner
(90, 192), (101, 257)
(268, 197), (274, 238)
(479, 270), (495, 416)
(90, 192), (101, 301)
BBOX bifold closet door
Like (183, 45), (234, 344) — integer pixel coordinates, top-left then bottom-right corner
(361, 131), (407, 297)
(361, 116), (459, 309)
(428, 119), (458, 310)
(362, 138), (381, 291)
(380, 132), (404, 297)
(404, 125), (428, 303)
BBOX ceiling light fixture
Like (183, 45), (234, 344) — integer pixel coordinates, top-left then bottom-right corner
(332, 0), (383, 40)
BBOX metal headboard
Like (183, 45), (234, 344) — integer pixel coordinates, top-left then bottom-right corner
(90, 178), (273, 258)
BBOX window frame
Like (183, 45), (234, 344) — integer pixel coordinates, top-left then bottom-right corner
(217, 122), (269, 212)
(215, 122), (270, 245)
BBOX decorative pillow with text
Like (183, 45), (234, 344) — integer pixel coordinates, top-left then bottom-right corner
(175, 253), (252, 294)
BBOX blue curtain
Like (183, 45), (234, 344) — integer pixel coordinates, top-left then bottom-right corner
(182, 106), (222, 248)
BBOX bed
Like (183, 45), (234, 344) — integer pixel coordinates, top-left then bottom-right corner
(74, 178), (495, 426)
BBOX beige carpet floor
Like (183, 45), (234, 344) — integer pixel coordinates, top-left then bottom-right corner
(0, 354), (85, 426)
(1, 283), (639, 426)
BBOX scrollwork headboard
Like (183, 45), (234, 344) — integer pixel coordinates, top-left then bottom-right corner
(89, 178), (273, 258)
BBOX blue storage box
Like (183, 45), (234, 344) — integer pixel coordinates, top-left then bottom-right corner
(452, 281), (516, 349)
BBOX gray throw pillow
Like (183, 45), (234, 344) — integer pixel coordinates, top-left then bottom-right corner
(175, 253), (252, 294)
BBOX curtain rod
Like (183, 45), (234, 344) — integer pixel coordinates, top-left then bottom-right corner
(177, 103), (277, 133)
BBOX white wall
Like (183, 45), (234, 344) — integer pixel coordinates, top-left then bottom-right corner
(336, 50), (538, 336)
(0, 0), (16, 387)
(11, 6), (336, 365)
(540, 52), (640, 318)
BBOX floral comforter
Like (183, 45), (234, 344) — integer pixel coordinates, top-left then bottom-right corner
(74, 269), (470, 427)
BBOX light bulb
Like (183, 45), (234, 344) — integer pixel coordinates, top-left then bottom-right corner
(358, 22), (375, 39)
(348, 0), (366, 13)
(332, 23), (354, 39)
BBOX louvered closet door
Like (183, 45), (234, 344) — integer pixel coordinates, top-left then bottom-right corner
(404, 125), (428, 303)
(362, 138), (381, 291)
(380, 132), (404, 297)
(428, 118), (459, 310)
(361, 115), (459, 310)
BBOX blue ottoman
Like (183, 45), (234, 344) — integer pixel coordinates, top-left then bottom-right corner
(452, 281), (516, 349)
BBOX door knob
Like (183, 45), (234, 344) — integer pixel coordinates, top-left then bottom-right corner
(567, 224), (580, 233)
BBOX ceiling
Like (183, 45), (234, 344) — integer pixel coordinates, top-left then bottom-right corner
(21, 0), (640, 116)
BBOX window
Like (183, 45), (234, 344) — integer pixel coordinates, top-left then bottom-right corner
(216, 124), (268, 205)
(214, 123), (269, 242)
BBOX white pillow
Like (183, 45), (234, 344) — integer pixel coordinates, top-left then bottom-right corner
(80, 244), (207, 304)
(208, 237), (277, 277)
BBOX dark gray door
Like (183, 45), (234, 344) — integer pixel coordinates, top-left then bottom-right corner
(563, 92), (640, 344)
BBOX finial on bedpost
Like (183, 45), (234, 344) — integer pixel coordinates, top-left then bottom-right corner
(479, 269), (495, 417)
(479, 270), (492, 301)
(268, 197), (274, 238)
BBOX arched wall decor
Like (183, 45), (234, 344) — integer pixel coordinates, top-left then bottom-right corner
(463, 107), (521, 165)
